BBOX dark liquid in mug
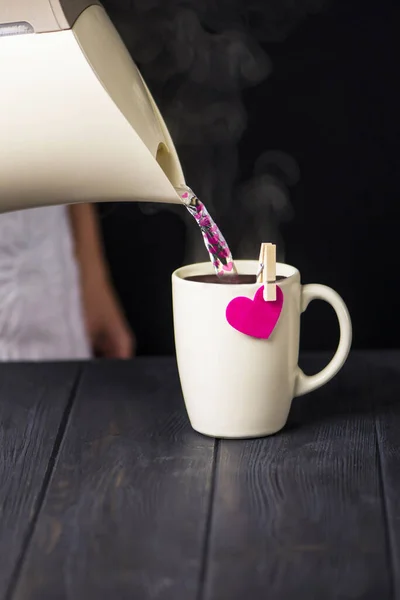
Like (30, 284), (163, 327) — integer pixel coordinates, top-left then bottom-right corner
(185, 274), (287, 284)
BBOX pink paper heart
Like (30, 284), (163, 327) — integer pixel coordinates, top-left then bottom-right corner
(226, 285), (284, 339)
(181, 192), (189, 199)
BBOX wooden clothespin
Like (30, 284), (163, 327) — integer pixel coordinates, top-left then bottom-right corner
(256, 242), (276, 301)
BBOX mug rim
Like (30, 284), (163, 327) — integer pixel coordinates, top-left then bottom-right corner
(172, 260), (300, 286)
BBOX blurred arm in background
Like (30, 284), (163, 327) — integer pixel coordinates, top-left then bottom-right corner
(69, 203), (135, 359)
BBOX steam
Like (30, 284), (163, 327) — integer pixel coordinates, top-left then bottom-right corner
(103, 0), (328, 263)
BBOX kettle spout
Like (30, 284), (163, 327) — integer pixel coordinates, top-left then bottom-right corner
(155, 145), (192, 207)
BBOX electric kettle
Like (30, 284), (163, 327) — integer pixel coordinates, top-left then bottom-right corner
(0, 0), (188, 213)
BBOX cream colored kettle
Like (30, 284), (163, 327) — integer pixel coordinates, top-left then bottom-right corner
(0, 0), (188, 213)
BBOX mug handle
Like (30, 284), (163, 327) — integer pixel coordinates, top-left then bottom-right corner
(295, 284), (352, 397)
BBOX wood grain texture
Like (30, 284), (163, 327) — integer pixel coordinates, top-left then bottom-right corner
(373, 352), (400, 599)
(13, 358), (215, 600)
(204, 353), (392, 600)
(0, 363), (80, 600)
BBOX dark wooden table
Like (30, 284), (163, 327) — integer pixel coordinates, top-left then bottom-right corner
(0, 352), (399, 600)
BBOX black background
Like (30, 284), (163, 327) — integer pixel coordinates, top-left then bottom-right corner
(98, 0), (400, 355)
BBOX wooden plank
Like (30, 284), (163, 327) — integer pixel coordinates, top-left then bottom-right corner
(373, 351), (400, 600)
(13, 358), (215, 600)
(0, 363), (80, 600)
(204, 352), (392, 600)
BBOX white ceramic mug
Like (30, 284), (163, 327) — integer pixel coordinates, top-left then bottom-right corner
(172, 260), (352, 439)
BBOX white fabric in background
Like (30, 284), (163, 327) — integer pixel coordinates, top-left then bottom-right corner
(0, 206), (91, 361)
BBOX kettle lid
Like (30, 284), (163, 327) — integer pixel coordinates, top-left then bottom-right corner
(0, 0), (102, 35)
